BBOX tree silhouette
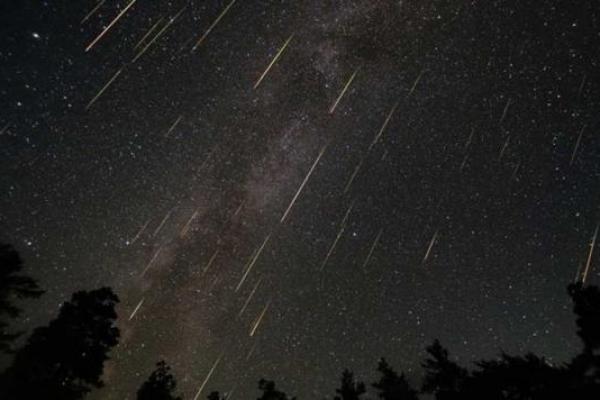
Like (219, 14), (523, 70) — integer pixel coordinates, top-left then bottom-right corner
(335, 369), (366, 400)
(421, 340), (467, 400)
(208, 391), (226, 400)
(257, 379), (295, 400)
(463, 352), (568, 400)
(0, 287), (120, 400)
(568, 283), (600, 353)
(372, 358), (418, 400)
(137, 360), (182, 400)
(0, 243), (43, 353)
(567, 282), (600, 398)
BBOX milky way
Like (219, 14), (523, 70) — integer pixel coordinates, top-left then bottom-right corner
(1, 1), (600, 399)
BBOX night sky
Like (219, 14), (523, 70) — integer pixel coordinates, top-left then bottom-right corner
(1, 1), (600, 399)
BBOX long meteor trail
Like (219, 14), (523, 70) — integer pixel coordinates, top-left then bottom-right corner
(134, 17), (164, 50)
(329, 67), (360, 114)
(132, 6), (187, 63)
(362, 228), (383, 270)
(249, 300), (271, 337)
(280, 143), (328, 223)
(141, 246), (162, 276)
(86, 68), (123, 110)
(582, 223), (599, 284)
(239, 276), (262, 317)
(236, 234), (271, 292)
(193, 354), (224, 400)
(369, 101), (399, 151)
(128, 298), (144, 321)
(320, 200), (354, 271)
(85, 0), (137, 52)
(254, 34), (294, 89)
(192, 0), (237, 51)
(81, 0), (106, 24)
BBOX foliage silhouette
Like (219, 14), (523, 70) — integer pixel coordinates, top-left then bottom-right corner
(372, 358), (418, 400)
(137, 360), (182, 400)
(566, 282), (600, 399)
(0, 243), (43, 353)
(207, 391), (227, 400)
(2, 242), (600, 399)
(257, 379), (296, 400)
(0, 287), (119, 400)
(421, 339), (467, 400)
(335, 369), (366, 400)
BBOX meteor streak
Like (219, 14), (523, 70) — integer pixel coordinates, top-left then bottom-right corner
(582, 223), (599, 284)
(81, 0), (106, 24)
(249, 300), (270, 336)
(141, 246), (162, 276)
(238, 276), (262, 317)
(86, 68), (123, 110)
(368, 100), (399, 151)
(203, 249), (220, 275)
(130, 218), (151, 245)
(132, 6), (186, 63)
(192, 0), (237, 51)
(180, 208), (199, 237)
(570, 125), (587, 166)
(134, 18), (164, 50)
(344, 157), (364, 194)
(153, 208), (174, 237)
(225, 386), (236, 400)
(233, 201), (245, 217)
(246, 341), (258, 360)
(422, 230), (438, 263)
(459, 153), (469, 172)
(254, 34), (294, 89)
(193, 354), (223, 400)
(85, 0), (137, 52)
(499, 136), (510, 160)
(329, 67), (360, 114)
(128, 298), (144, 321)
(320, 200), (354, 271)
(280, 143), (328, 223)
(236, 234), (271, 292)
(464, 128), (475, 149)
(165, 115), (183, 137)
(499, 98), (512, 124)
(362, 228), (383, 270)
(407, 69), (424, 98)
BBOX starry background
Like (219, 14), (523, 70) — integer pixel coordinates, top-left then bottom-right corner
(1, 0), (600, 399)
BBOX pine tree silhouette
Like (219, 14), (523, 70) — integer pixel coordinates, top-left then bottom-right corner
(421, 340), (467, 400)
(464, 352), (568, 400)
(567, 282), (600, 398)
(372, 358), (418, 400)
(0, 287), (120, 400)
(334, 369), (366, 400)
(568, 283), (600, 353)
(137, 360), (182, 400)
(257, 379), (296, 400)
(0, 243), (43, 353)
